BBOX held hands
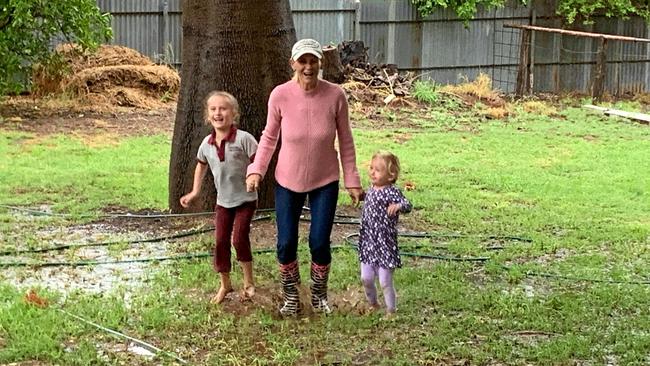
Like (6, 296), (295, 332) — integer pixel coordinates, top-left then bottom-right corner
(246, 174), (261, 192)
(179, 191), (198, 208)
(387, 203), (402, 216)
(347, 187), (363, 206)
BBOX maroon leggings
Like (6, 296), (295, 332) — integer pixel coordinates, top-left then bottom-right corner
(213, 200), (256, 273)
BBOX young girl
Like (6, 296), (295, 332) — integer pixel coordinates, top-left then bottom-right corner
(180, 91), (258, 304)
(358, 151), (412, 316)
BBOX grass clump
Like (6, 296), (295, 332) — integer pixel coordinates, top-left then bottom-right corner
(412, 80), (439, 105)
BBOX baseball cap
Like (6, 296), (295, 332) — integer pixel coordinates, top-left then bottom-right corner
(291, 39), (323, 60)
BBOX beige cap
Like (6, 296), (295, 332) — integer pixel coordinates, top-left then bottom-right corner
(291, 39), (323, 60)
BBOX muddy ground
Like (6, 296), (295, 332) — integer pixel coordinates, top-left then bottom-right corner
(0, 98), (377, 303)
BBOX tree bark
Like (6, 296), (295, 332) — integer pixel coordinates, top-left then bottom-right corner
(169, 0), (296, 212)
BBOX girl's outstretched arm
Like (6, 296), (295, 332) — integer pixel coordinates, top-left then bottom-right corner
(180, 162), (208, 207)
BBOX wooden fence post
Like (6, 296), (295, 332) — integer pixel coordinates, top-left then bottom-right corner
(516, 29), (531, 96)
(591, 37), (608, 100)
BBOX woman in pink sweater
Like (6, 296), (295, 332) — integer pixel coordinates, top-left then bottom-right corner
(246, 39), (362, 316)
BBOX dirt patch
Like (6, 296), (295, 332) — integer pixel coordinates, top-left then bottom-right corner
(0, 96), (176, 137)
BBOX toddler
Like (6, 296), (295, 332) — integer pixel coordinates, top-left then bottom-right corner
(358, 151), (412, 316)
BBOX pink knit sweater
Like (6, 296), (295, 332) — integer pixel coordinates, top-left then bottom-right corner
(247, 79), (361, 193)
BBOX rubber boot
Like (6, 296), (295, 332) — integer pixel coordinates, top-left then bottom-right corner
(279, 261), (301, 316)
(310, 262), (331, 314)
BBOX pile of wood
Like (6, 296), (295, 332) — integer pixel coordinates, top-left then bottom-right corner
(322, 41), (415, 106)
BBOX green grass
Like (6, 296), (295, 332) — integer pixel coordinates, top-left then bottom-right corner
(1, 132), (169, 213)
(1, 99), (649, 365)
(412, 80), (439, 105)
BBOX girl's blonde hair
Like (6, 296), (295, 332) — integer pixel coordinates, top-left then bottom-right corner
(203, 91), (240, 125)
(372, 150), (401, 183)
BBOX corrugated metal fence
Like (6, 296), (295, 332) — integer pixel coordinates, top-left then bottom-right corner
(96, 0), (650, 94)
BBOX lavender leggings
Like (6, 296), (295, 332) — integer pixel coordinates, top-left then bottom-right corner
(360, 262), (396, 312)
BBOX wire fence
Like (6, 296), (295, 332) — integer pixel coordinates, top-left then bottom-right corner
(500, 19), (650, 96)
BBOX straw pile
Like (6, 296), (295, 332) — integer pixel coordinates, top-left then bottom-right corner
(32, 44), (179, 108)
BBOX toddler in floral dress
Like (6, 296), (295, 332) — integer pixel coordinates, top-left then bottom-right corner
(358, 151), (412, 316)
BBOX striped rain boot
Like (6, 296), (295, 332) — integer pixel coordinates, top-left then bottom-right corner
(310, 262), (332, 314)
(279, 261), (301, 316)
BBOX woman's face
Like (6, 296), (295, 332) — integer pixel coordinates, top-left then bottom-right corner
(291, 53), (320, 89)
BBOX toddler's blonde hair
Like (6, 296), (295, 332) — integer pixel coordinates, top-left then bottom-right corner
(203, 91), (240, 125)
(372, 150), (401, 183)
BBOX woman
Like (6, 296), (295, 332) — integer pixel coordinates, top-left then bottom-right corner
(246, 38), (362, 315)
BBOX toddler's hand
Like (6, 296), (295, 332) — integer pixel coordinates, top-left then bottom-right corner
(179, 192), (197, 208)
(387, 203), (401, 216)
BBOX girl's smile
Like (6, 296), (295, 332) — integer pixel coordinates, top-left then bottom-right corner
(207, 95), (237, 133)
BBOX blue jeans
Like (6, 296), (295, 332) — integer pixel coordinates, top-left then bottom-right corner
(275, 181), (339, 265)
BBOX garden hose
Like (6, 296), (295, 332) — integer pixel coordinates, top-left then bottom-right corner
(4, 204), (646, 285)
(0, 214), (272, 256)
(344, 233), (491, 262)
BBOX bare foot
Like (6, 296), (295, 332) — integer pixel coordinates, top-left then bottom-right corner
(210, 286), (233, 304)
(242, 285), (255, 298)
(382, 311), (397, 321)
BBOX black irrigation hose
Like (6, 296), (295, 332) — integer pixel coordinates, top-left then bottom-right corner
(0, 204), (350, 220)
(1, 252), (213, 267)
(398, 231), (533, 243)
(300, 217), (360, 225)
(344, 233), (492, 262)
(0, 249), (277, 268)
(0, 204), (279, 219)
(0, 215), (272, 256)
(0, 204), (216, 218)
(3, 235), (648, 285)
(0, 245), (363, 268)
(5, 204), (646, 285)
(0, 227), (214, 256)
(500, 265), (650, 285)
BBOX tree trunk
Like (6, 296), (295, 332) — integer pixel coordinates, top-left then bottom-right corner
(321, 45), (345, 84)
(169, 0), (296, 212)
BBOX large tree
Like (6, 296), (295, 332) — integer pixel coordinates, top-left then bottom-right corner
(0, 0), (111, 94)
(169, 0), (296, 212)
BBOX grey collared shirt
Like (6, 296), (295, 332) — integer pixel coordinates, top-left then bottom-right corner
(197, 130), (258, 208)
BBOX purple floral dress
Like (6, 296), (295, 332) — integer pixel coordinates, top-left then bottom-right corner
(358, 184), (412, 269)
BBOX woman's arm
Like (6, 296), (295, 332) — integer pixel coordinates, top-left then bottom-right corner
(334, 88), (362, 197)
(246, 89), (282, 180)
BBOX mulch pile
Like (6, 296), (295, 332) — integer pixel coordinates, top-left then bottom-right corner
(32, 44), (179, 109)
